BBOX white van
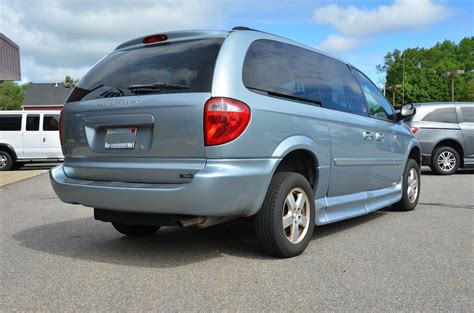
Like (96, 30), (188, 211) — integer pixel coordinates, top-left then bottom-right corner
(0, 110), (63, 170)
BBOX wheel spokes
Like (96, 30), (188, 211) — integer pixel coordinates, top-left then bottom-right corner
(407, 168), (419, 203)
(299, 215), (309, 228)
(282, 188), (311, 244)
(282, 214), (293, 229)
(290, 221), (299, 242)
(296, 193), (306, 213)
(286, 194), (297, 212)
(437, 151), (456, 171)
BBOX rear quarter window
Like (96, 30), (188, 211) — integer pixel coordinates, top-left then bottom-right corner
(67, 38), (224, 103)
(242, 39), (368, 116)
(422, 108), (457, 123)
(0, 115), (22, 131)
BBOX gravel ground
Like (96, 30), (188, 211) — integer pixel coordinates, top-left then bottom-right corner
(0, 168), (472, 311)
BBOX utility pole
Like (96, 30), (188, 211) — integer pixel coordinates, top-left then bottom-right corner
(402, 52), (405, 105)
(443, 70), (465, 101)
(387, 84), (402, 107)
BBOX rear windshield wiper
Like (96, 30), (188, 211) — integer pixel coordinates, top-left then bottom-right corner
(247, 87), (322, 107)
(128, 83), (190, 93)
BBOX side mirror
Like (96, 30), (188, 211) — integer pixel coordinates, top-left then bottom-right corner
(396, 104), (416, 121)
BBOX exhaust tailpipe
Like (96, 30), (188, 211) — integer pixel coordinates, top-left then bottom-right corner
(197, 216), (236, 228)
(177, 216), (237, 228)
(177, 217), (204, 227)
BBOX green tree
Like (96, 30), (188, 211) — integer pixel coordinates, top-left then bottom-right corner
(468, 80), (474, 100)
(377, 37), (474, 106)
(0, 81), (29, 110)
(64, 75), (79, 85)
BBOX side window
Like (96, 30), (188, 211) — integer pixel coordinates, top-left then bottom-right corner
(352, 69), (396, 121)
(0, 115), (22, 131)
(242, 40), (368, 116)
(460, 107), (474, 123)
(322, 77), (367, 116)
(26, 115), (40, 131)
(43, 114), (59, 131)
(422, 108), (457, 123)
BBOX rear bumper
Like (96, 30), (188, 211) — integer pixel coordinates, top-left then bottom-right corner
(50, 158), (279, 217)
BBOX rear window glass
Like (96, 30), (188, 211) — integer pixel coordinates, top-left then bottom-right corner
(66, 38), (224, 103)
(43, 114), (59, 131)
(242, 40), (367, 116)
(0, 115), (22, 131)
(422, 108), (457, 123)
(461, 107), (474, 122)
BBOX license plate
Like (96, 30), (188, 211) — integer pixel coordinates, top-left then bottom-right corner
(105, 127), (137, 149)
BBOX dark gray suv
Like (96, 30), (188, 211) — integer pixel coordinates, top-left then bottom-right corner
(405, 102), (474, 175)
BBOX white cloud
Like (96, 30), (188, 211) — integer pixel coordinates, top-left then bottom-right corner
(0, 0), (224, 82)
(314, 0), (453, 54)
(317, 35), (366, 54)
(313, 0), (453, 36)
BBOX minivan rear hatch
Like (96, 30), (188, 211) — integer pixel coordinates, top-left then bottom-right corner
(61, 35), (225, 184)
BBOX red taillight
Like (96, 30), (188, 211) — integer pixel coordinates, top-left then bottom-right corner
(410, 127), (418, 134)
(143, 34), (168, 44)
(58, 111), (63, 146)
(204, 97), (251, 146)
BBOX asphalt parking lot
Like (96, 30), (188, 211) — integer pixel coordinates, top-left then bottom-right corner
(1, 168), (473, 311)
(0, 164), (56, 187)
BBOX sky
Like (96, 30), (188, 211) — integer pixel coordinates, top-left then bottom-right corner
(1, 0), (473, 86)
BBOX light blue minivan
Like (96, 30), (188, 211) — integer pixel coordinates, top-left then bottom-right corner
(50, 27), (421, 257)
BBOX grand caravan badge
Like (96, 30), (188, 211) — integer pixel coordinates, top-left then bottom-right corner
(96, 99), (142, 107)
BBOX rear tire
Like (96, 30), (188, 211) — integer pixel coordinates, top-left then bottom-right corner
(112, 223), (160, 237)
(393, 159), (420, 211)
(255, 172), (315, 258)
(430, 146), (460, 175)
(0, 151), (14, 171)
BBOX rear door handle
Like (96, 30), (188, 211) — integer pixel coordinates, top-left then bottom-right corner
(85, 114), (154, 128)
(43, 137), (47, 143)
(362, 131), (374, 141)
(375, 133), (384, 142)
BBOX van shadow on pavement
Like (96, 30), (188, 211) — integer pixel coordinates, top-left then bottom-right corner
(13, 210), (386, 268)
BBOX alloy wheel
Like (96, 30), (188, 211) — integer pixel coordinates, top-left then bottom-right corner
(282, 187), (311, 244)
(407, 168), (419, 203)
(437, 151), (456, 172)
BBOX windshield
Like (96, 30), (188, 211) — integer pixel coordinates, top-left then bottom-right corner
(66, 38), (224, 103)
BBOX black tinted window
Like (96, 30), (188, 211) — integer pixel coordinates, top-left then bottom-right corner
(43, 115), (59, 131)
(243, 40), (367, 116)
(67, 38), (224, 103)
(0, 115), (22, 131)
(423, 108), (457, 123)
(461, 107), (474, 123)
(26, 115), (40, 131)
(352, 69), (395, 121)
